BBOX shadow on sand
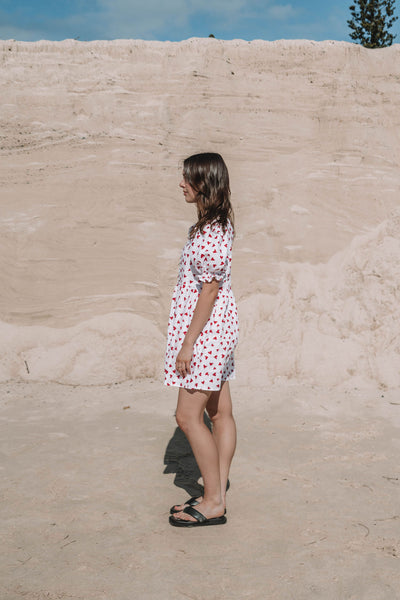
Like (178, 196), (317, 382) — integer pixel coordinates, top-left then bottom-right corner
(163, 414), (208, 497)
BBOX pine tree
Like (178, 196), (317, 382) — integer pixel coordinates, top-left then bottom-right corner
(348, 0), (398, 48)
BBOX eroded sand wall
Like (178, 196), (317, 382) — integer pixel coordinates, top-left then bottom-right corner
(1, 39), (400, 386)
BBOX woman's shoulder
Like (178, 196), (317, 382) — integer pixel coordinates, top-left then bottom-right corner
(191, 220), (233, 244)
(203, 219), (233, 236)
(191, 221), (217, 238)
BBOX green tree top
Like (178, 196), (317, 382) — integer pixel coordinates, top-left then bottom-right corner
(348, 0), (398, 48)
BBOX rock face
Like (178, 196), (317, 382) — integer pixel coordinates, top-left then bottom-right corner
(1, 38), (400, 386)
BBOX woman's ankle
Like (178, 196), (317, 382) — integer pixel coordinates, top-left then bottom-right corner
(202, 494), (223, 507)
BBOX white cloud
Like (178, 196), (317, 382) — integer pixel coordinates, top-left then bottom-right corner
(97, 0), (188, 38)
(96, 0), (259, 38)
(266, 4), (298, 21)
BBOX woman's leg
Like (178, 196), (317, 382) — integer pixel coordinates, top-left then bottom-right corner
(172, 387), (225, 521)
(206, 381), (236, 506)
(172, 381), (236, 513)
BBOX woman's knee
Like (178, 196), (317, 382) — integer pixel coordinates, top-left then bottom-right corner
(175, 408), (196, 433)
(207, 384), (233, 423)
(176, 389), (210, 432)
(175, 409), (186, 431)
(208, 407), (233, 425)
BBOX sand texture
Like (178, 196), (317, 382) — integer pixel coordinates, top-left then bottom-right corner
(1, 380), (400, 600)
(1, 38), (400, 599)
(1, 38), (400, 388)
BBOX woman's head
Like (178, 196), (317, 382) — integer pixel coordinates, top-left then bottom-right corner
(180, 152), (234, 236)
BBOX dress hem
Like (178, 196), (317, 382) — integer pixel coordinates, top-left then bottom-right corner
(163, 374), (235, 392)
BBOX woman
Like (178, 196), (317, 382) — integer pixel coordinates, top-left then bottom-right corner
(164, 152), (239, 527)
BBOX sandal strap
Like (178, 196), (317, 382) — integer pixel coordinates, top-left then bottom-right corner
(187, 496), (200, 506)
(183, 506), (206, 523)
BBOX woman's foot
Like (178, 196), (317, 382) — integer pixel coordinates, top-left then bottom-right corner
(170, 496), (203, 514)
(170, 494), (227, 514)
(170, 499), (225, 523)
(169, 505), (227, 527)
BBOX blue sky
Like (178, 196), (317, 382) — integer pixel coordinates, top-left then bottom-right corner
(0, 0), (399, 43)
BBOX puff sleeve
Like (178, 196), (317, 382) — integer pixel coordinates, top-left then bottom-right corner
(191, 223), (229, 283)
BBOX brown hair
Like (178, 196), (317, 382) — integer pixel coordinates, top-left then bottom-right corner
(183, 152), (234, 238)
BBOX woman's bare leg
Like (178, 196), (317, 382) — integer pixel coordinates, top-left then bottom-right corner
(206, 381), (236, 506)
(172, 387), (225, 521)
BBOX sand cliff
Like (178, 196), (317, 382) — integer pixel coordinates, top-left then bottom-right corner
(1, 38), (400, 387)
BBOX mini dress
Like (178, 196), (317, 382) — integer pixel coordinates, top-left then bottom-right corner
(164, 220), (239, 391)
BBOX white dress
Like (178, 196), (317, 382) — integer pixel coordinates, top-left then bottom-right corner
(164, 220), (239, 391)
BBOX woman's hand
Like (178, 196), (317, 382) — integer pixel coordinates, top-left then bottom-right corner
(175, 341), (193, 378)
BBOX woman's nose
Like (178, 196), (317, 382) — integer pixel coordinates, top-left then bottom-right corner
(179, 179), (185, 188)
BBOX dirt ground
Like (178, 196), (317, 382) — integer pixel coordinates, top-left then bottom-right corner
(2, 379), (400, 600)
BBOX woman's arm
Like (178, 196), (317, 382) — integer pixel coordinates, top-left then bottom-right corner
(175, 279), (220, 378)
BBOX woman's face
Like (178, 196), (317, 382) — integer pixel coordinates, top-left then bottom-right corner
(179, 176), (198, 204)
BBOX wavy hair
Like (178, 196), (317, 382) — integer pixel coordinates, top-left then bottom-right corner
(183, 153), (234, 239)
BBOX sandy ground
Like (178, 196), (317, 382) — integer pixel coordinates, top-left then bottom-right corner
(2, 379), (400, 600)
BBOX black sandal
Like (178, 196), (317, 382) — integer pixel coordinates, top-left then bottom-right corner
(169, 505), (227, 527)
